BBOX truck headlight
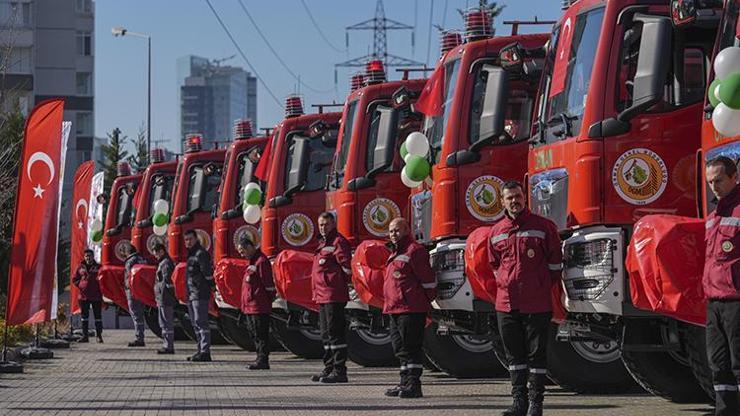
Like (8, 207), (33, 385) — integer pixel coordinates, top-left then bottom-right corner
(431, 248), (465, 300)
(562, 238), (616, 301)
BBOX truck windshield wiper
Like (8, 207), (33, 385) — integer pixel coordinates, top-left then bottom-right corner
(547, 112), (575, 138)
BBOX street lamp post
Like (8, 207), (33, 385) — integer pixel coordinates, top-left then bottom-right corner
(112, 26), (151, 159)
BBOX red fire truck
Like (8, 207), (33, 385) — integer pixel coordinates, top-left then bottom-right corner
(527, 0), (718, 401)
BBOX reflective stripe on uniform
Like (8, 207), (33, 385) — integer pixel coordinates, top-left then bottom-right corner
(246, 265), (257, 273)
(205, 275), (213, 281)
(508, 364), (528, 371)
(394, 255), (410, 263)
(321, 246), (336, 253)
(714, 384), (739, 391)
(719, 217), (740, 227)
(516, 230), (546, 239)
(406, 363), (423, 369)
(342, 267), (352, 275)
(330, 344), (347, 350)
(548, 263), (562, 271)
(491, 233), (509, 244)
(400, 365), (407, 370)
(529, 368), (547, 374)
(422, 282), (437, 289)
(265, 286), (276, 291)
(706, 219), (716, 229)
(323, 345), (331, 350)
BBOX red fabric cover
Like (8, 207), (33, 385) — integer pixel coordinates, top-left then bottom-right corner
(172, 262), (188, 304)
(274, 250), (318, 312)
(98, 265), (128, 311)
(626, 215), (706, 326)
(129, 264), (156, 307)
(351, 240), (390, 309)
(214, 258), (248, 308)
(465, 227), (497, 305)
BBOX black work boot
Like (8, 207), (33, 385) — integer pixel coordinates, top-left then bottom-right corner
(320, 367), (348, 383)
(191, 352), (212, 362)
(502, 369), (529, 416)
(526, 372), (546, 416)
(311, 367), (332, 382)
(127, 340), (145, 347)
(157, 348), (175, 354)
(187, 352), (201, 361)
(79, 321), (89, 343)
(399, 380), (423, 398)
(96, 335), (104, 343)
(248, 358), (270, 370)
(385, 371), (409, 397)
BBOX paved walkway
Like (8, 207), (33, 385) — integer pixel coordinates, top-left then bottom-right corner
(0, 330), (714, 415)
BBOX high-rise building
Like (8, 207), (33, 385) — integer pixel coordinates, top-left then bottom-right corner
(177, 55), (257, 150)
(0, 0), (95, 236)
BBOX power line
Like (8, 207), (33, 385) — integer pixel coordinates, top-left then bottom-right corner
(299, 0), (345, 54)
(202, 0), (282, 108)
(425, 0), (435, 66)
(237, 0), (334, 94)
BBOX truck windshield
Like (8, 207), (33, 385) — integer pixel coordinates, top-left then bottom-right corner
(335, 100), (358, 181)
(283, 130), (338, 193)
(424, 59), (460, 162)
(534, 7), (604, 145)
(116, 183), (136, 227)
(187, 164), (222, 213)
(366, 103), (421, 172)
(235, 151), (258, 208)
(148, 174), (174, 217)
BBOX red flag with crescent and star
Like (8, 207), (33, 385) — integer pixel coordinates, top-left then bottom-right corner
(69, 161), (94, 315)
(5, 99), (65, 325)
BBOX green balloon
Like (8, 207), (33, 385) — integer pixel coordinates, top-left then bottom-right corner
(709, 78), (722, 107)
(400, 141), (408, 160)
(719, 72), (740, 110)
(405, 155), (431, 182)
(91, 230), (103, 243)
(153, 212), (168, 227)
(245, 188), (262, 205)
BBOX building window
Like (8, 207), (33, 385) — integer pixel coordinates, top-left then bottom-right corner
(81, 151), (91, 161)
(75, 112), (93, 136)
(3, 2), (32, 27)
(76, 31), (92, 56)
(75, 0), (92, 14)
(0, 47), (32, 73)
(76, 72), (92, 95)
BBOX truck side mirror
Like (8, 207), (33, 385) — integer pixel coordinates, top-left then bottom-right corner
(367, 106), (398, 178)
(285, 137), (310, 197)
(473, 65), (509, 152)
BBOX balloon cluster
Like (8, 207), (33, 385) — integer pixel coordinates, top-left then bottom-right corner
(90, 219), (103, 243)
(152, 199), (170, 236)
(242, 182), (262, 224)
(400, 132), (432, 188)
(710, 47), (740, 137)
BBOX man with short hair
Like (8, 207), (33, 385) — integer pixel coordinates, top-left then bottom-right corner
(488, 181), (562, 416)
(310, 212), (353, 383)
(703, 156), (740, 416)
(383, 218), (436, 399)
(73, 249), (104, 343)
(237, 235), (275, 370)
(124, 244), (148, 347)
(184, 229), (214, 362)
(153, 243), (176, 354)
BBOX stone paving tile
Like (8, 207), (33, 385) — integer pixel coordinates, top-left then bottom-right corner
(0, 330), (714, 416)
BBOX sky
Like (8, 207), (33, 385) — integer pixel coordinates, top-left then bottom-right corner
(94, 0), (563, 153)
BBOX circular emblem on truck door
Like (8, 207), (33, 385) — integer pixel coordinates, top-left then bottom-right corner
(146, 234), (167, 255)
(612, 148), (668, 205)
(362, 198), (402, 237)
(281, 213), (314, 247)
(722, 241), (734, 253)
(233, 225), (260, 249)
(465, 175), (505, 222)
(114, 239), (131, 261)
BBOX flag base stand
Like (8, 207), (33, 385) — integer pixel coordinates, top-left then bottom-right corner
(58, 333), (79, 342)
(39, 338), (69, 349)
(20, 345), (53, 359)
(0, 360), (23, 373)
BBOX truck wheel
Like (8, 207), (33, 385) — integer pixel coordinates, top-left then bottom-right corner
(422, 321), (507, 378)
(547, 324), (638, 394)
(217, 313), (256, 351)
(346, 329), (398, 367)
(143, 306), (162, 338)
(620, 320), (708, 403)
(270, 318), (324, 359)
(680, 323), (714, 402)
(208, 317), (231, 345)
(174, 307), (197, 341)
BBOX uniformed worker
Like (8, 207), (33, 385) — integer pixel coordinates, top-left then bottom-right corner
(487, 181), (562, 416)
(383, 218), (437, 399)
(123, 244), (148, 347)
(236, 235), (275, 370)
(73, 249), (104, 343)
(184, 229), (214, 362)
(703, 156), (740, 416)
(153, 243), (176, 354)
(310, 212), (353, 383)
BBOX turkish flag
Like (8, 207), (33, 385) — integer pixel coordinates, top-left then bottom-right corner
(413, 64), (445, 117)
(69, 161), (94, 315)
(254, 134), (273, 181)
(550, 17), (575, 98)
(5, 99), (65, 325)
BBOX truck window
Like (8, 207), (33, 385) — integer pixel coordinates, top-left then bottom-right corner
(424, 59), (460, 163)
(235, 151), (258, 208)
(283, 131), (337, 194)
(187, 165), (222, 213)
(116, 183), (135, 227)
(331, 100), (359, 190)
(366, 103), (421, 172)
(148, 174), (174, 217)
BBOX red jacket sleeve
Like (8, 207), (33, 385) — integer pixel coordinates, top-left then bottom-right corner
(260, 257), (276, 299)
(544, 220), (563, 283)
(411, 246), (437, 301)
(334, 237), (353, 283)
(487, 226), (501, 276)
(73, 266), (82, 287)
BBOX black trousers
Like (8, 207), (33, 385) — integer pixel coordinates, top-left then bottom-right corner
(389, 313), (426, 386)
(706, 300), (740, 416)
(319, 302), (347, 373)
(79, 300), (103, 336)
(497, 310), (551, 398)
(247, 313), (270, 363)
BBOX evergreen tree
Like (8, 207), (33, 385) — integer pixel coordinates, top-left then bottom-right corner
(98, 127), (129, 194)
(128, 124), (149, 173)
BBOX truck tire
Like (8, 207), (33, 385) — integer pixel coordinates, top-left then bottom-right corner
(209, 317), (231, 345)
(217, 313), (256, 351)
(174, 307), (197, 341)
(681, 323), (714, 402)
(144, 306), (162, 338)
(270, 318), (324, 359)
(546, 324), (638, 394)
(346, 329), (398, 367)
(422, 321), (507, 378)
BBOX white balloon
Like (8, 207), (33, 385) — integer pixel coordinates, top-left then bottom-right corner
(91, 219), (103, 232)
(243, 204), (261, 224)
(714, 47), (740, 80)
(401, 167), (422, 188)
(405, 132), (430, 157)
(712, 103), (740, 137)
(153, 199), (169, 214)
(244, 182), (261, 193)
(153, 223), (168, 236)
